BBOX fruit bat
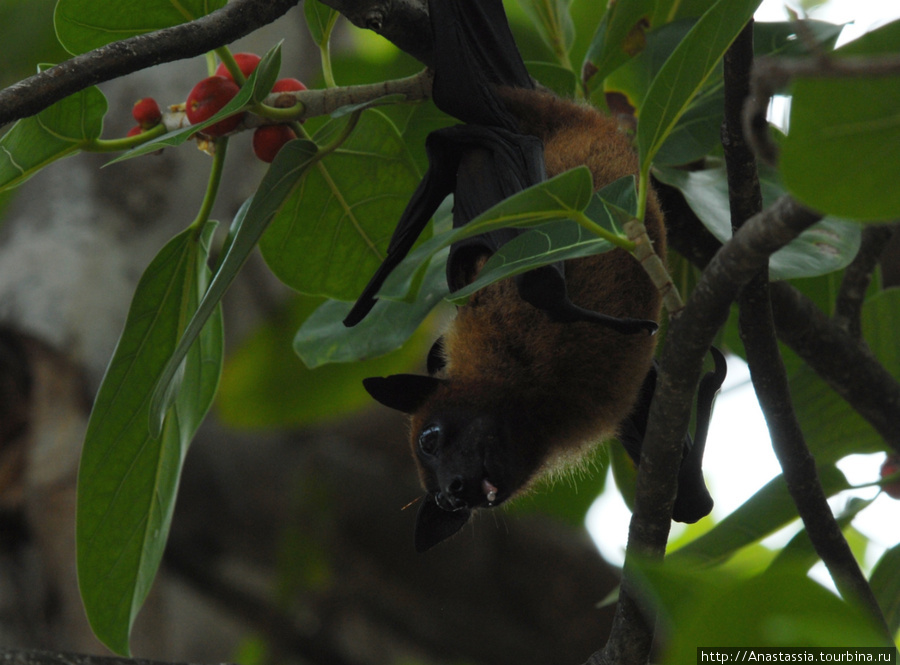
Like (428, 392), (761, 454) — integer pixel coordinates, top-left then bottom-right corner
(344, 0), (726, 551)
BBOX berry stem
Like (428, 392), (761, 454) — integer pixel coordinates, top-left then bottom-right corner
(83, 123), (167, 152)
(189, 137), (229, 237)
(252, 101), (305, 122)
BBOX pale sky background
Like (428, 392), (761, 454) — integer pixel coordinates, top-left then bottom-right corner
(587, 0), (900, 577)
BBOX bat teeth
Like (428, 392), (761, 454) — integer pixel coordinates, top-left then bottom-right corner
(482, 478), (499, 504)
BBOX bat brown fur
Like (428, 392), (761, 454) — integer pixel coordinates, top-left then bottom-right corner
(411, 90), (666, 503)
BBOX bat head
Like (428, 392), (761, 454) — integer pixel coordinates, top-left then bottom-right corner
(363, 374), (543, 551)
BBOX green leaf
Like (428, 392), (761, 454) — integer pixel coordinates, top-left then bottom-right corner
(518, 0), (576, 61)
(304, 0), (340, 47)
(636, 0), (761, 170)
(753, 20), (843, 57)
(378, 167), (596, 302)
(294, 252), (449, 367)
(669, 465), (850, 566)
(107, 44), (283, 164)
(764, 497), (872, 576)
(259, 110), (423, 301)
(448, 175), (634, 303)
(55, 0), (226, 54)
(780, 19), (900, 221)
(603, 19), (694, 113)
(870, 542), (900, 635)
(582, 0), (654, 90)
(449, 221), (614, 304)
(76, 222), (223, 656)
(642, 562), (893, 662)
(149, 138), (320, 435)
(781, 78), (900, 221)
(526, 61), (578, 97)
(652, 86), (723, 166)
(653, 164), (861, 280)
(0, 80), (106, 192)
(216, 294), (432, 428)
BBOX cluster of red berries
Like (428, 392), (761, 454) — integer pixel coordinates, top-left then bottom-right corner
(129, 52), (307, 163)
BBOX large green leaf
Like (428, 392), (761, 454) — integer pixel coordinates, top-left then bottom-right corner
(0, 79), (106, 192)
(259, 110), (421, 301)
(668, 465), (850, 566)
(149, 138), (320, 435)
(76, 222), (223, 656)
(55, 0), (226, 55)
(636, 0), (761, 170)
(654, 164), (861, 280)
(780, 20), (900, 221)
(294, 250), (449, 367)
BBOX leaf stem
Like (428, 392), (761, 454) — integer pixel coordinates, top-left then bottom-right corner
(320, 11), (339, 88)
(189, 137), (229, 237)
(571, 210), (635, 251)
(214, 46), (244, 84)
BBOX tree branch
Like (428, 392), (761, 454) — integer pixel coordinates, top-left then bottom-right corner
(0, 0), (301, 130)
(834, 225), (897, 338)
(660, 187), (900, 455)
(723, 22), (889, 638)
(591, 195), (823, 665)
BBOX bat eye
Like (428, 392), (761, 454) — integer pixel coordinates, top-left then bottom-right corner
(418, 425), (441, 457)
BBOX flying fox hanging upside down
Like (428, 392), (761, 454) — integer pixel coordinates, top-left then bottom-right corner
(344, 0), (726, 551)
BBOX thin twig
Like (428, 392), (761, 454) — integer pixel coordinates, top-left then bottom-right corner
(834, 225), (897, 338)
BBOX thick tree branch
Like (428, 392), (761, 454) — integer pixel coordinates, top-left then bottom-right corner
(724, 23), (889, 638)
(0, 0), (301, 130)
(769, 283), (900, 452)
(591, 196), (822, 665)
(661, 188), (900, 454)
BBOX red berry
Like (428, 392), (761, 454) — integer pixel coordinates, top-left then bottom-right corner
(252, 125), (297, 163)
(881, 454), (900, 499)
(126, 126), (143, 137)
(271, 78), (307, 93)
(214, 53), (261, 82)
(186, 76), (243, 136)
(132, 97), (162, 129)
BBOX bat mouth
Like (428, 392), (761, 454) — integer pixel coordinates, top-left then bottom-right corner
(482, 477), (499, 505)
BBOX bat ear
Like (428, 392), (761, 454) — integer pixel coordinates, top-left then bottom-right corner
(363, 374), (445, 414)
(415, 495), (472, 552)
